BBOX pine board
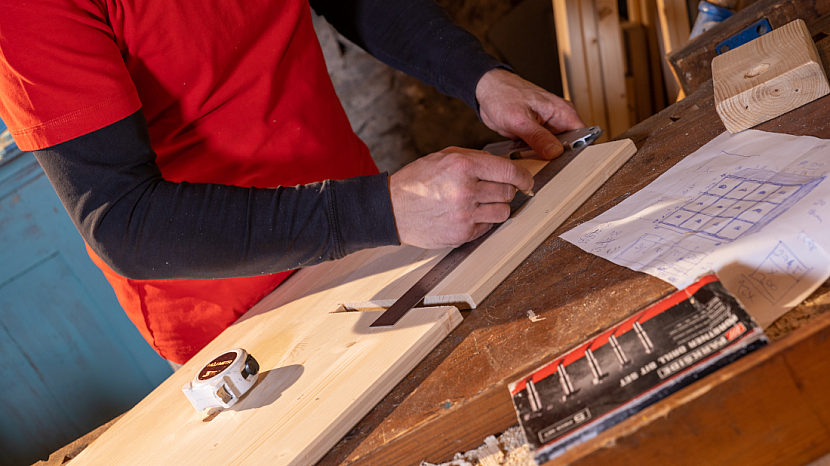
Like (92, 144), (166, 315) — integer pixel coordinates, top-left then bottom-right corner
(596, 0), (631, 137)
(69, 297), (461, 466)
(425, 139), (637, 308)
(66, 234), (460, 466)
(554, 0), (596, 124)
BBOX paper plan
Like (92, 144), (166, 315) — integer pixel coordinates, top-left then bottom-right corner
(560, 130), (830, 327)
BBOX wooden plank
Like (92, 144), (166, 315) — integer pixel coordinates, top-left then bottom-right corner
(597, 0), (632, 137)
(68, 300), (463, 466)
(553, 0), (610, 139)
(667, 0), (830, 95)
(639, 0), (669, 111)
(546, 310), (830, 466)
(622, 22), (655, 123)
(554, 0), (595, 122)
(580, 0), (611, 138)
(656, 0), (691, 101)
(713, 18), (830, 133)
(425, 139), (637, 308)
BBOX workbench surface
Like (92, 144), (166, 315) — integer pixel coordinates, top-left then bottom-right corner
(318, 12), (830, 464)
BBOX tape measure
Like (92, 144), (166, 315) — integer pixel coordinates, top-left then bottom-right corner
(182, 348), (260, 411)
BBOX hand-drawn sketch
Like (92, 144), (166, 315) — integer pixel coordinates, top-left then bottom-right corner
(615, 234), (707, 282)
(659, 169), (824, 242)
(560, 130), (830, 327)
(737, 241), (810, 305)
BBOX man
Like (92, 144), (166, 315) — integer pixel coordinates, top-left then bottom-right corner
(0, 0), (583, 364)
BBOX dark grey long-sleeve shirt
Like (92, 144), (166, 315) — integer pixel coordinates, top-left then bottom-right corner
(33, 0), (505, 280)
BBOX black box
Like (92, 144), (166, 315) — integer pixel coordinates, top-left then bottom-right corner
(509, 273), (768, 463)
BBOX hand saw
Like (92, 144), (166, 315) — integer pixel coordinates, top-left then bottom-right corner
(370, 126), (603, 328)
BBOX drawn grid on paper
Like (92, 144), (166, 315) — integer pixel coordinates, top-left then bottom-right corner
(660, 169), (825, 242)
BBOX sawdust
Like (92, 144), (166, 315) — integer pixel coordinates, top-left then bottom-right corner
(420, 426), (536, 466)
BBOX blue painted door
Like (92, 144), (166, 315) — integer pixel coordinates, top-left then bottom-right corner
(0, 120), (173, 466)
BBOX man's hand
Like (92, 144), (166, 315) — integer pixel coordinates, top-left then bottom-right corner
(390, 147), (533, 249)
(476, 68), (585, 160)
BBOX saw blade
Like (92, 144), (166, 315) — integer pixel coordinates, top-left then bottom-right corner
(370, 127), (603, 328)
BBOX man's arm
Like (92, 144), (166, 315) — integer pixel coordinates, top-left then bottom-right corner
(36, 111), (533, 279)
(310, 0), (501, 112)
(35, 111), (399, 280)
(310, 0), (585, 159)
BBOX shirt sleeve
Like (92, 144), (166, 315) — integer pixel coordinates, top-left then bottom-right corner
(35, 111), (400, 280)
(309, 0), (507, 111)
(0, 0), (142, 150)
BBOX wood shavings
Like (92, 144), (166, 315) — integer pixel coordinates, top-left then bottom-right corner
(420, 426), (536, 466)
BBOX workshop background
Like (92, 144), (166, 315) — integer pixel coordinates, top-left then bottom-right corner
(0, 0), (570, 464)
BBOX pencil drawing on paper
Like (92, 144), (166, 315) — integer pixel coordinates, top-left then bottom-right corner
(736, 241), (811, 305)
(658, 169), (824, 242)
(615, 234), (708, 282)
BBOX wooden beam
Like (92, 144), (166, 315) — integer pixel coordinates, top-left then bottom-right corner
(554, 0), (595, 122)
(656, 0), (691, 101)
(713, 19), (830, 133)
(579, 0), (611, 137)
(597, 0), (632, 137)
(638, 0), (669, 111)
(553, 0), (610, 138)
(667, 0), (830, 95)
(622, 22), (654, 123)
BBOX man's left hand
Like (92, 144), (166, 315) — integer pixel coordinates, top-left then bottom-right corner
(476, 68), (585, 160)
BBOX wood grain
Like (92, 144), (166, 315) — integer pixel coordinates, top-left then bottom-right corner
(553, 0), (631, 139)
(656, 0), (691, 101)
(68, 301), (462, 466)
(64, 229), (467, 466)
(713, 18), (830, 133)
(622, 22), (655, 123)
(553, 0), (602, 129)
(597, 0), (632, 137)
(425, 139), (637, 309)
(668, 0), (830, 95)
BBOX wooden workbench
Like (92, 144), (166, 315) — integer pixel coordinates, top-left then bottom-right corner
(316, 7), (830, 465)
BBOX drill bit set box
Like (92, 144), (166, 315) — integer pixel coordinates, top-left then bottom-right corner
(509, 274), (769, 463)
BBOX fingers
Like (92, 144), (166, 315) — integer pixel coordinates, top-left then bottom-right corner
(475, 68), (589, 159)
(473, 202), (511, 224)
(465, 153), (533, 192)
(474, 180), (519, 204)
(389, 148), (534, 250)
(519, 120), (565, 160)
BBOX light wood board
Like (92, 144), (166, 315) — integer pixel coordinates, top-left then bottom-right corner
(425, 139), (637, 308)
(554, 0), (631, 139)
(554, 0), (599, 127)
(69, 297), (461, 466)
(713, 19), (830, 133)
(656, 0), (690, 101)
(596, 0), (631, 137)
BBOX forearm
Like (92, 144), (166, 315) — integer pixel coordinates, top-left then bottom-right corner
(34, 111), (399, 280)
(310, 0), (505, 110)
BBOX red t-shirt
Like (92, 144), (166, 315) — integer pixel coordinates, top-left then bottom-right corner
(0, 0), (377, 363)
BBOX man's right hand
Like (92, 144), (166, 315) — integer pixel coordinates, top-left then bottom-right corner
(389, 147), (533, 249)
